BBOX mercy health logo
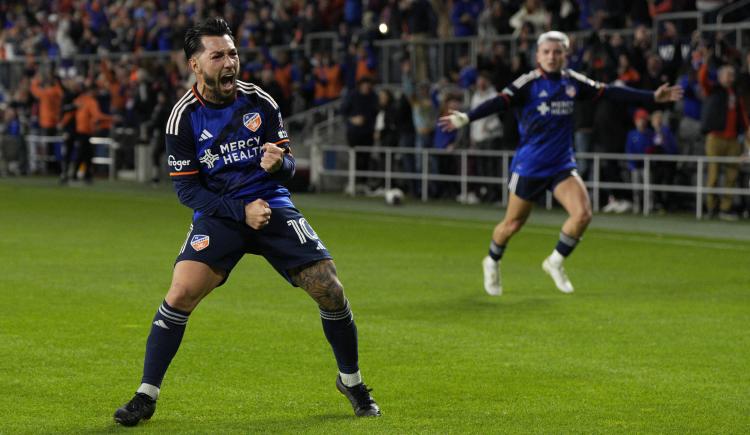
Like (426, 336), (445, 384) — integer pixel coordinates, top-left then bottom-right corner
(199, 138), (264, 169)
(199, 148), (220, 169)
(243, 112), (262, 132)
(190, 234), (210, 251)
(537, 100), (574, 116)
(167, 155), (191, 171)
(536, 102), (550, 116)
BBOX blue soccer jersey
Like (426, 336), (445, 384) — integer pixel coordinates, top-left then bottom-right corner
(468, 68), (654, 178)
(166, 81), (294, 221)
(500, 68), (602, 177)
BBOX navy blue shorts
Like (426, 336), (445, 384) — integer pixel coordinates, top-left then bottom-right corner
(175, 207), (332, 286)
(508, 169), (579, 202)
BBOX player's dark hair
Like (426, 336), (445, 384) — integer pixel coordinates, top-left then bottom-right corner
(184, 17), (235, 60)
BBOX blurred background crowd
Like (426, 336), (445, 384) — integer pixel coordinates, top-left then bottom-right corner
(0, 0), (749, 217)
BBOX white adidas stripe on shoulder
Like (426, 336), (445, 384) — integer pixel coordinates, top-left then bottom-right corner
(237, 82), (279, 110)
(565, 69), (601, 88)
(511, 70), (541, 90)
(166, 89), (193, 134)
(237, 81), (279, 110)
(166, 95), (197, 135)
(166, 90), (198, 135)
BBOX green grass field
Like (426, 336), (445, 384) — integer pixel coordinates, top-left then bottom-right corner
(1, 179), (748, 434)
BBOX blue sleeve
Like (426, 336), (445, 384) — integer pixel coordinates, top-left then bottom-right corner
(172, 177), (246, 221)
(260, 91), (290, 148)
(268, 154), (296, 182)
(259, 90), (295, 181)
(603, 85), (655, 104)
(166, 113), (246, 222)
(566, 69), (605, 100)
(468, 84), (523, 122)
(468, 94), (509, 121)
(467, 72), (532, 121)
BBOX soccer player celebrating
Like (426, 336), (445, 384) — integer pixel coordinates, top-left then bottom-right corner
(114, 18), (380, 426)
(439, 31), (683, 296)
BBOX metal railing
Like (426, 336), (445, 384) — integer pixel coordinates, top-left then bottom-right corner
(311, 145), (750, 220)
(284, 99), (341, 168)
(23, 134), (120, 180)
(717, 0), (750, 24)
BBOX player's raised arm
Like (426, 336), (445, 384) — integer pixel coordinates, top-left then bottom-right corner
(653, 83), (684, 103)
(438, 110), (470, 131)
(259, 93), (296, 181)
(261, 142), (295, 179)
(602, 81), (684, 104)
(567, 68), (684, 105)
(439, 88), (517, 131)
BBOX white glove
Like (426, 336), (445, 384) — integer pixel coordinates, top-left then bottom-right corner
(448, 110), (469, 129)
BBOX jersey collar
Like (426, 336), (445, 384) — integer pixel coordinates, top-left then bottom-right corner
(192, 84), (237, 109)
(537, 66), (563, 80)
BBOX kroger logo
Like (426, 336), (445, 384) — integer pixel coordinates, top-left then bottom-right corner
(168, 155), (191, 171)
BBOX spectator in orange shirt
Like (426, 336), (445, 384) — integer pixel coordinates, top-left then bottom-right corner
(30, 71), (64, 172)
(313, 52), (343, 105)
(30, 71), (63, 132)
(354, 43), (377, 84)
(73, 80), (115, 183)
(617, 54), (642, 86)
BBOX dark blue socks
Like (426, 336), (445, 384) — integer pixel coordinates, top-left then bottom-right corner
(555, 232), (580, 257)
(489, 240), (506, 261)
(140, 300), (190, 391)
(320, 300), (359, 375)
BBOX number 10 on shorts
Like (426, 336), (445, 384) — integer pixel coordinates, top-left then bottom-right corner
(287, 218), (325, 250)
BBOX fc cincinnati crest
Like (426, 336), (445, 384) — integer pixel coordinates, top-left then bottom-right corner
(243, 112), (262, 132)
(190, 235), (210, 251)
(565, 85), (577, 97)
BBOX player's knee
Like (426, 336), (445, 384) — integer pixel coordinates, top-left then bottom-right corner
(502, 218), (526, 235)
(318, 281), (346, 311)
(574, 208), (592, 227)
(165, 283), (207, 312)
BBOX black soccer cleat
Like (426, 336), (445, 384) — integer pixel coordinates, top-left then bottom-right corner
(113, 392), (156, 426)
(336, 376), (381, 417)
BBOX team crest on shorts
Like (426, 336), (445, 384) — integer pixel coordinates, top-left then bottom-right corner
(565, 85), (577, 97)
(190, 234), (210, 251)
(243, 112), (262, 132)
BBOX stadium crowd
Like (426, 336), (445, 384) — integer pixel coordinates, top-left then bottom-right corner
(0, 0), (749, 217)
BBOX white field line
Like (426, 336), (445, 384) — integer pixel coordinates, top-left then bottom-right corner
(316, 211), (750, 252)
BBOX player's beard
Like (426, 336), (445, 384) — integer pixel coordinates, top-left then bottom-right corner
(202, 70), (237, 104)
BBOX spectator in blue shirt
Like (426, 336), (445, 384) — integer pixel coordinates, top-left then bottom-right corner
(625, 108), (652, 213)
(0, 106), (25, 176)
(626, 108), (652, 171)
(451, 0), (483, 37)
(648, 110), (679, 211)
(431, 93), (463, 199)
(677, 64), (704, 154)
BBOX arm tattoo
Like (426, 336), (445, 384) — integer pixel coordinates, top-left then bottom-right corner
(290, 259), (346, 311)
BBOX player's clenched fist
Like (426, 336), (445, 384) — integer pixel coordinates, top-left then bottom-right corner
(245, 198), (272, 229)
(260, 143), (285, 173)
